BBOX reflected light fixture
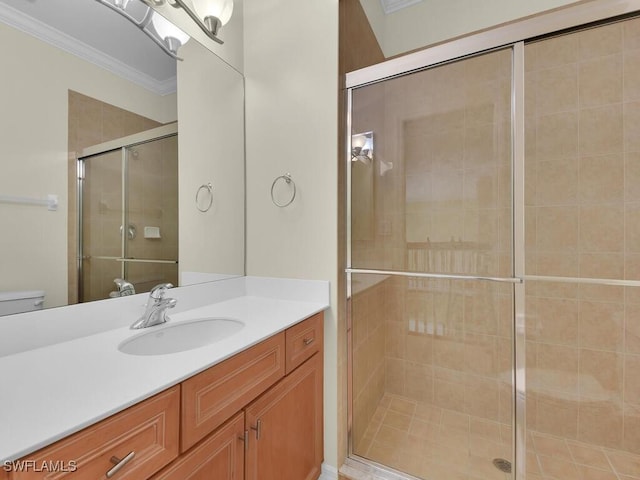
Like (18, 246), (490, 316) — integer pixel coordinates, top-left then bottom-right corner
(151, 10), (191, 54)
(140, 0), (234, 44)
(96, 0), (190, 59)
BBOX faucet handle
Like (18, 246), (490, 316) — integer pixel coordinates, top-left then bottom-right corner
(149, 283), (174, 300)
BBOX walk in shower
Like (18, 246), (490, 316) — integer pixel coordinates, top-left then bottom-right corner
(77, 125), (178, 302)
(346, 3), (640, 480)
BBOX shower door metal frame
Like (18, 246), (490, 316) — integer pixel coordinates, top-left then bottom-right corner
(344, 1), (640, 479)
(76, 123), (179, 302)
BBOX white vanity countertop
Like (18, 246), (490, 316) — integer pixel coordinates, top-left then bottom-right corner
(0, 277), (330, 463)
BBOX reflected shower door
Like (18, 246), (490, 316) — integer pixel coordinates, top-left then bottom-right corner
(123, 135), (178, 293)
(80, 134), (178, 302)
(349, 47), (515, 480)
(80, 149), (123, 302)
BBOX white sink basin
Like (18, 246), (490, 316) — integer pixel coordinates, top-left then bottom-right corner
(118, 318), (244, 355)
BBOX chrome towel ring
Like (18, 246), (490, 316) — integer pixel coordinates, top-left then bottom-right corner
(271, 173), (296, 207)
(196, 182), (213, 212)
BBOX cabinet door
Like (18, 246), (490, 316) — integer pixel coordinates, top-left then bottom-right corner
(151, 412), (245, 480)
(245, 353), (323, 480)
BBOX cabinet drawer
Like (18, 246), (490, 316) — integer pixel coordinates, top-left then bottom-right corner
(181, 333), (285, 452)
(12, 386), (180, 480)
(151, 412), (245, 480)
(285, 312), (323, 374)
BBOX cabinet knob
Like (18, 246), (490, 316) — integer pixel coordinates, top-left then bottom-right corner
(303, 337), (314, 346)
(106, 451), (135, 478)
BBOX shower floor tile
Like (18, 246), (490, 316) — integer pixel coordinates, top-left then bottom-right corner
(355, 393), (640, 480)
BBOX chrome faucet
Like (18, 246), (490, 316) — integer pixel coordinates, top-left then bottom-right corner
(130, 283), (177, 329)
(109, 278), (136, 298)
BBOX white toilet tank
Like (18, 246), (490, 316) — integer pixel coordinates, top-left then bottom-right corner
(0, 290), (45, 315)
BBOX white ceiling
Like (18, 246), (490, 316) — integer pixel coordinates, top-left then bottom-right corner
(0, 0), (178, 94)
(379, 0), (423, 14)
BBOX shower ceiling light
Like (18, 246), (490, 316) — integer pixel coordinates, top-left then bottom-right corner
(96, 0), (190, 59)
(140, 0), (234, 44)
(352, 132), (373, 164)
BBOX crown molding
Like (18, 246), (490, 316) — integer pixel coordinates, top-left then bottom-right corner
(379, 0), (423, 14)
(0, 3), (176, 95)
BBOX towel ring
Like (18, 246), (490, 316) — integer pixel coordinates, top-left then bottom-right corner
(271, 173), (296, 208)
(196, 183), (213, 212)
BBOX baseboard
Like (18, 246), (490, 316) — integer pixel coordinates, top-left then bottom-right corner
(320, 463), (339, 480)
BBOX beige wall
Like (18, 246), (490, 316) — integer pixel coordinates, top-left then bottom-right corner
(0, 22), (175, 310)
(243, 0), (339, 468)
(359, 0), (585, 58)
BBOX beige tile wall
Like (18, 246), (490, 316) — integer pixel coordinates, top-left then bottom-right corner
(525, 20), (640, 457)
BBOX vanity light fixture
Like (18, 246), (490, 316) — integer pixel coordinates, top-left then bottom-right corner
(96, 0), (190, 59)
(139, 0), (234, 44)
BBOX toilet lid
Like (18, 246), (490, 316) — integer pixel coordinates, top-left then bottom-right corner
(0, 290), (45, 302)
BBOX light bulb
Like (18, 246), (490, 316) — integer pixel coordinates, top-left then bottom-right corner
(351, 134), (367, 150)
(191, 0), (234, 27)
(151, 12), (190, 52)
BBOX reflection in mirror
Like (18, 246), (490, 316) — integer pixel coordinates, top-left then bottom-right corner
(0, 0), (245, 316)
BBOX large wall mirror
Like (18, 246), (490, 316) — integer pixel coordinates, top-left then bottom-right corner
(0, 0), (245, 316)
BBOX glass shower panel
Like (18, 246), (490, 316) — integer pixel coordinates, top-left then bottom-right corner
(350, 48), (513, 278)
(349, 45), (515, 480)
(524, 18), (640, 480)
(351, 272), (514, 479)
(81, 149), (123, 302)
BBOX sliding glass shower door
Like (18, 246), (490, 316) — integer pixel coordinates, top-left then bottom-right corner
(348, 48), (517, 480)
(78, 133), (178, 302)
(348, 11), (640, 480)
